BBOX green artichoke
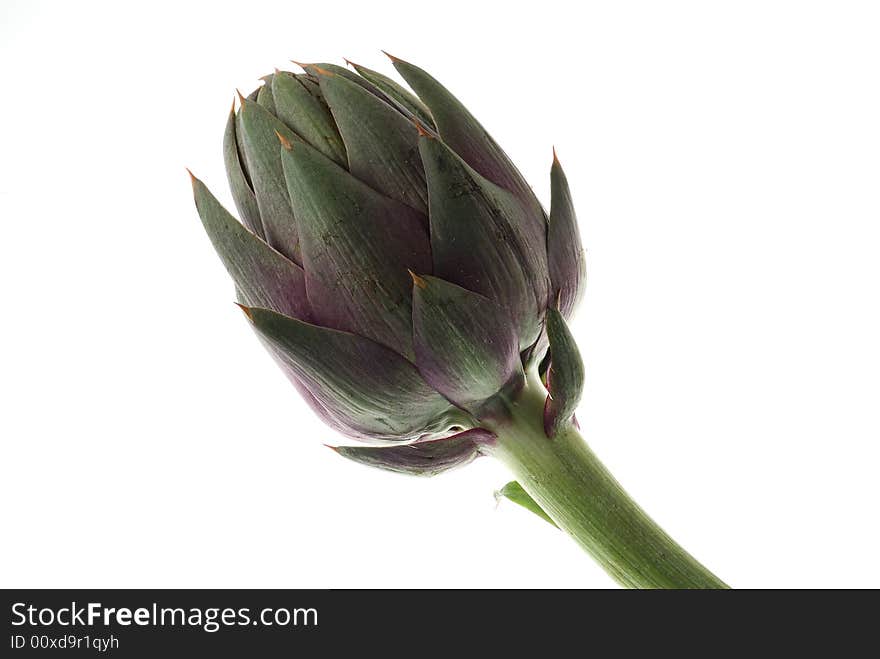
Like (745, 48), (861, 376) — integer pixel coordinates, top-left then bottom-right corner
(191, 54), (727, 588)
(192, 55), (585, 464)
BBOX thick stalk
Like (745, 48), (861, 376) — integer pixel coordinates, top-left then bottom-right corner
(483, 373), (728, 589)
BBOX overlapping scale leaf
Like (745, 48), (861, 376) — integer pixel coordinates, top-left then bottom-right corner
(333, 428), (494, 476)
(345, 59), (435, 129)
(190, 175), (309, 320)
(270, 71), (347, 166)
(256, 77), (277, 115)
(279, 138), (431, 358)
(419, 135), (547, 348)
(244, 306), (454, 441)
(300, 61), (431, 129)
(390, 56), (541, 212)
(543, 308), (584, 437)
(299, 62), (382, 97)
(411, 275), (522, 412)
(236, 97), (303, 264)
(317, 69), (428, 215)
(548, 151), (586, 318)
(223, 105), (264, 239)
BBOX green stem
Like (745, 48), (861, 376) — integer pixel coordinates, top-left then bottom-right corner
(483, 372), (728, 589)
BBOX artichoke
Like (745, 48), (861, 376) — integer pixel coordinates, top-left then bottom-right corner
(191, 54), (727, 588)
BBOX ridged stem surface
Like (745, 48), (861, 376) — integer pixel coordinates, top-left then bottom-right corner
(484, 373), (728, 589)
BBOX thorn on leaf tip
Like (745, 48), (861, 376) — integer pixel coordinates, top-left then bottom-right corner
(407, 269), (427, 289)
(274, 129), (293, 150)
(234, 303), (253, 320)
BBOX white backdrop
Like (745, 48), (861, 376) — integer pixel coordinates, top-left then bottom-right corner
(1, 0), (878, 588)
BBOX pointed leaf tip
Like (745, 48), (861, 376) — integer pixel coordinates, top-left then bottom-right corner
(301, 63), (334, 77)
(343, 57), (436, 130)
(414, 120), (433, 138)
(185, 168), (196, 188)
(193, 180), (309, 319)
(234, 302), (253, 320)
(552, 146), (559, 164)
(381, 49), (401, 62)
(548, 150), (586, 318)
(408, 269), (427, 289)
(274, 129), (293, 150)
(236, 88), (246, 105)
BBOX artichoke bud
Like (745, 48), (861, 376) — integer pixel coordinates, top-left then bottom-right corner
(193, 55), (587, 472)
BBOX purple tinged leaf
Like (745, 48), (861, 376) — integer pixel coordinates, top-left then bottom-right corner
(236, 97), (303, 264)
(542, 308), (584, 438)
(345, 59), (436, 130)
(244, 306), (455, 441)
(418, 136), (548, 349)
(270, 70), (347, 167)
(389, 56), (544, 216)
(333, 428), (495, 477)
(300, 62), (423, 125)
(190, 174), (309, 320)
(317, 70), (429, 215)
(411, 274), (522, 413)
(548, 151), (586, 319)
(279, 138), (431, 359)
(223, 104), (264, 240)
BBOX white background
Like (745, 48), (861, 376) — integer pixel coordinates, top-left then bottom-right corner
(1, 0), (878, 588)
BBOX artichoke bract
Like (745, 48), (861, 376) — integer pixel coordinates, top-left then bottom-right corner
(191, 55), (727, 589)
(192, 55), (585, 458)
